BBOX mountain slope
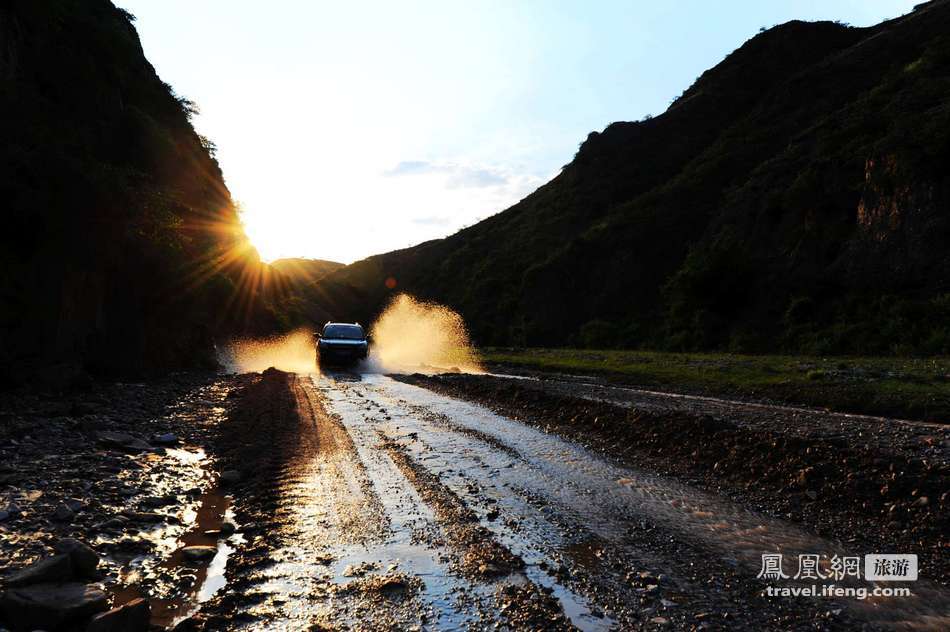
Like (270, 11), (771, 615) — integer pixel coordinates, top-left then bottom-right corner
(312, 1), (950, 354)
(271, 258), (344, 285)
(0, 0), (276, 379)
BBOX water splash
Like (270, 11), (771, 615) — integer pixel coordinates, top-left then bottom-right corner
(218, 329), (316, 374)
(368, 294), (482, 374)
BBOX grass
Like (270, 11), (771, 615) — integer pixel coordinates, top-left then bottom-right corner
(480, 348), (950, 422)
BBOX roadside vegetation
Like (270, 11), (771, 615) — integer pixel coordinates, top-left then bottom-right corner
(481, 348), (950, 422)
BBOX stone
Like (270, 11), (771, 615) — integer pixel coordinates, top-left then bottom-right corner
(181, 546), (217, 562)
(219, 470), (241, 486)
(86, 596), (150, 632)
(53, 503), (76, 522)
(0, 582), (107, 629)
(54, 539), (100, 578)
(153, 433), (179, 445)
(97, 431), (134, 447)
(650, 616), (671, 626)
(124, 439), (153, 452)
(0, 510), (9, 522)
(219, 521), (237, 536)
(94, 517), (128, 531)
(64, 498), (85, 512)
(5, 554), (74, 587)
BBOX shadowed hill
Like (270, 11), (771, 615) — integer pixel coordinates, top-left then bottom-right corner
(270, 258), (344, 285)
(0, 0), (289, 380)
(311, 1), (950, 354)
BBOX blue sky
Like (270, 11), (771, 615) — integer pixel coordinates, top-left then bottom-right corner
(118, 0), (918, 263)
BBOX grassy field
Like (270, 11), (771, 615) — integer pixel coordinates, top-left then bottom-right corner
(480, 348), (950, 422)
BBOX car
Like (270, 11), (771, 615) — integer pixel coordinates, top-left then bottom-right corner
(315, 322), (369, 367)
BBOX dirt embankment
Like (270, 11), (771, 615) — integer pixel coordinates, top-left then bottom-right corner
(396, 373), (950, 584)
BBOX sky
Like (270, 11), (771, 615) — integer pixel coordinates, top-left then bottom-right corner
(118, 0), (918, 264)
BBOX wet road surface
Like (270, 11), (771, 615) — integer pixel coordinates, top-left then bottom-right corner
(219, 373), (950, 630)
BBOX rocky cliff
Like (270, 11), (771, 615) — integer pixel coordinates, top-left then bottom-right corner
(0, 0), (272, 382)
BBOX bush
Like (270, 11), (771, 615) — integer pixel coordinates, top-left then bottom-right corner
(578, 320), (619, 349)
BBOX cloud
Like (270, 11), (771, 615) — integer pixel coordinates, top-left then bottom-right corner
(445, 167), (506, 189)
(383, 160), (509, 189)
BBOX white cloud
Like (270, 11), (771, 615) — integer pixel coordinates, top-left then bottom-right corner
(384, 160), (509, 189)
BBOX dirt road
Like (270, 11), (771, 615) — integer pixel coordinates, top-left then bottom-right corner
(2, 368), (946, 630)
(199, 371), (950, 630)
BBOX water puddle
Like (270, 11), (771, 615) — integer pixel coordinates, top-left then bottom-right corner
(99, 382), (244, 629)
(110, 479), (244, 627)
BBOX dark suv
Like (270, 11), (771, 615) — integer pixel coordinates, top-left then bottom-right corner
(315, 322), (369, 366)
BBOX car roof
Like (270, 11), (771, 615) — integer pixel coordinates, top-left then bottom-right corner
(323, 322), (363, 328)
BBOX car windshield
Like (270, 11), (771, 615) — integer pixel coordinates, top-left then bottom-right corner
(323, 324), (364, 340)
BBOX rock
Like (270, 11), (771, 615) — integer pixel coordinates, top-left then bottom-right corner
(650, 616), (671, 626)
(805, 490), (819, 500)
(122, 511), (169, 523)
(153, 433), (179, 445)
(86, 596), (150, 632)
(97, 431), (134, 447)
(139, 495), (175, 508)
(5, 554), (74, 587)
(913, 496), (929, 507)
(181, 546), (217, 562)
(0, 509), (9, 522)
(54, 539), (100, 578)
(94, 516), (128, 531)
(96, 431), (150, 452)
(373, 575), (408, 592)
(53, 503), (76, 522)
(219, 470), (241, 486)
(0, 582), (107, 629)
(64, 498), (85, 512)
(219, 521), (237, 536)
(124, 439), (153, 452)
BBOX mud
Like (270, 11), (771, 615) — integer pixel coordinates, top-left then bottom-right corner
(397, 372), (949, 586)
(4, 367), (947, 631)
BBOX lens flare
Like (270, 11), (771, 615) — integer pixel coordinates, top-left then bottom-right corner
(369, 294), (482, 374)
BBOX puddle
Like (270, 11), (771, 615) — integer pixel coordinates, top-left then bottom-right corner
(99, 382), (244, 629)
(111, 483), (243, 628)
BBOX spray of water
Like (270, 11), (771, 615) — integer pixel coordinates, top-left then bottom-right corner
(368, 294), (483, 374)
(218, 329), (316, 374)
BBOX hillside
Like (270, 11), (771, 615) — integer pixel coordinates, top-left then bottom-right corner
(311, 1), (950, 354)
(270, 258), (344, 285)
(0, 0), (279, 381)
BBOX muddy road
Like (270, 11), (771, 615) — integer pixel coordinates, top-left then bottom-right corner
(196, 371), (948, 630)
(2, 368), (947, 631)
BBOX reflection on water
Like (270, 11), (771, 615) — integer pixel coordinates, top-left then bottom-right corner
(357, 376), (950, 630)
